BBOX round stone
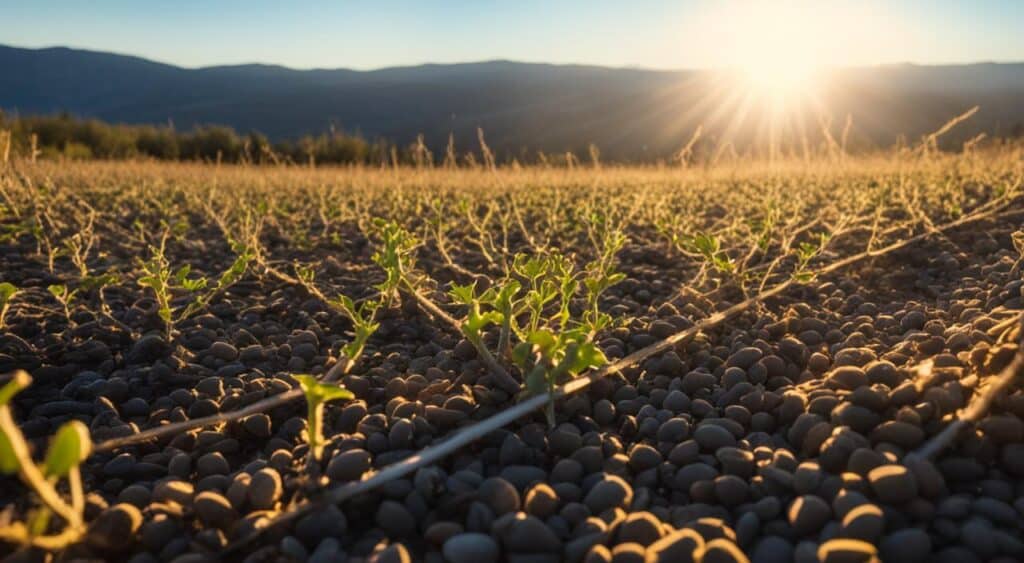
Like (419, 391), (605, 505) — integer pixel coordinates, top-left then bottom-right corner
(868, 464), (918, 504)
(443, 533), (500, 563)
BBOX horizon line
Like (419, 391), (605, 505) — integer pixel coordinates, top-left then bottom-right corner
(4, 42), (1024, 75)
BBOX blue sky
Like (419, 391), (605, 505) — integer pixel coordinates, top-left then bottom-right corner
(4, 0), (1022, 70)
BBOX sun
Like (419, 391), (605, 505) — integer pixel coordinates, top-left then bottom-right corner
(718, 0), (825, 104)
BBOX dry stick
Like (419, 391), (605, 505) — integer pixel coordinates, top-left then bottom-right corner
(403, 285), (521, 395)
(912, 314), (1023, 460)
(93, 355), (353, 454)
(225, 193), (1018, 555)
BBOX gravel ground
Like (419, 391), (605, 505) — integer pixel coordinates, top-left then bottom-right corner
(1, 159), (1023, 563)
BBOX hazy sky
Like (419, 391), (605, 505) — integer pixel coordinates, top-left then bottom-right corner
(5, 0), (1022, 70)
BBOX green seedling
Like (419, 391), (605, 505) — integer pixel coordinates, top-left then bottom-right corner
(792, 232), (832, 283)
(449, 282), (507, 366)
(332, 294), (381, 361)
(686, 232), (735, 275)
(0, 371), (92, 550)
(370, 218), (419, 299)
(582, 228), (627, 335)
(293, 375), (354, 466)
(47, 284), (77, 322)
(138, 241), (254, 335)
(0, 282), (17, 329)
(512, 329), (608, 428)
(487, 280), (522, 359)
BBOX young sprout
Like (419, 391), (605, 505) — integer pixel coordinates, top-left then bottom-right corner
(512, 329), (608, 428)
(137, 243), (176, 331)
(138, 241), (254, 335)
(0, 371), (92, 550)
(582, 228), (627, 335)
(512, 254), (561, 336)
(486, 280), (523, 359)
(332, 294), (381, 362)
(47, 284), (77, 322)
(686, 232), (735, 275)
(293, 375), (354, 467)
(0, 282), (17, 329)
(370, 218), (419, 300)
(792, 232), (832, 283)
(180, 243), (255, 320)
(449, 282), (506, 366)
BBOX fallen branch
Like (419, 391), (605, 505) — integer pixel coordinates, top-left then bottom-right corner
(403, 286), (521, 395)
(912, 313), (1023, 461)
(93, 355), (354, 454)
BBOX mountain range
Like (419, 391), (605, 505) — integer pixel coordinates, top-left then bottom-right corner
(2, 44), (1023, 160)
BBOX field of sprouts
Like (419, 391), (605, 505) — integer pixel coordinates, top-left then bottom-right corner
(1, 149), (1023, 563)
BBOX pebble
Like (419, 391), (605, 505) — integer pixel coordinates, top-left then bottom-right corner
(376, 500), (417, 537)
(610, 542), (646, 563)
(615, 511), (663, 546)
(694, 424), (736, 450)
(817, 538), (878, 563)
(196, 452), (230, 477)
(492, 513), (562, 553)
(828, 366), (867, 390)
(479, 477), (520, 515)
(868, 464), (918, 504)
(443, 533), (500, 563)
(702, 538), (750, 563)
(524, 483), (559, 518)
(583, 475), (633, 514)
(241, 413), (273, 438)
(787, 495), (831, 536)
(371, 543), (411, 563)
(839, 504), (884, 542)
(646, 528), (705, 563)
(87, 503), (143, 551)
(248, 467), (282, 510)
(751, 536), (794, 563)
(326, 448), (372, 482)
(193, 491), (237, 530)
(295, 505), (347, 546)
(871, 421), (925, 448)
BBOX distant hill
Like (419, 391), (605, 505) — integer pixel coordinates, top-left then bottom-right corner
(2, 44), (1023, 160)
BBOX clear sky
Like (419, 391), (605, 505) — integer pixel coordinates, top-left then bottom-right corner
(4, 0), (1022, 71)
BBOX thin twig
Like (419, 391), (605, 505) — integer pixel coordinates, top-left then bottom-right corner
(912, 314), (1023, 460)
(93, 356), (353, 453)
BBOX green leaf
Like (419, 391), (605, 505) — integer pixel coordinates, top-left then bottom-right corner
(464, 310), (502, 334)
(294, 375), (355, 404)
(48, 284), (67, 299)
(525, 367), (548, 395)
(511, 342), (534, 368)
(294, 375), (353, 461)
(793, 271), (815, 283)
(0, 282), (18, 307)
(173, 264), (192, 284)
(181, 277), (208, 292)
(0, 371), (31, 407)
(80, 273), (118, 291)
(42, 420), (91, 478)
(526, 329), (559, 356)
(448, 282), (477, 305)
(27, 507), (52, 537)
(0, 407), (25, 475)
(565, 342), (607, 375)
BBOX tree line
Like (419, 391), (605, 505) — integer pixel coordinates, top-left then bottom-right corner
(0, 112), (394, 165)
